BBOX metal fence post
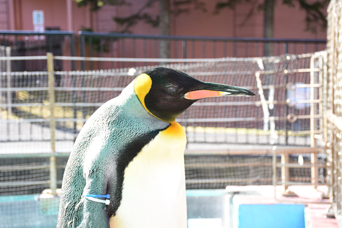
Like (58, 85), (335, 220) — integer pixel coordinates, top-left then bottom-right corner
(6, 47), (11, 117)
(80, 34), (87, 126)
(70, 34), (77, 141)
(182, 40), (187, 59)
(310, 54), (318, 189)
(272, 146), (277, 196)
(281, 153), (289, 192)
(284, 43), (289, 145)
(47, 52), (57, 195)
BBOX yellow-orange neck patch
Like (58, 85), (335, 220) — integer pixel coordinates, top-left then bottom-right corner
(134, 74), (163, 121)
(161, 121), (186, 139)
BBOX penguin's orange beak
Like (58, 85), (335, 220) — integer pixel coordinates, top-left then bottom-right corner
(184, 82), (255, 100)
(184, 90), (228, 100)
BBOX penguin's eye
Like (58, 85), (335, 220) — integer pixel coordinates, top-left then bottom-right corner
(166, 85), (179, 94)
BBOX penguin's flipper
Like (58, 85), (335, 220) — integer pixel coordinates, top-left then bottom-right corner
(72, 170), (110, 228)
(72, 135), (112, 228)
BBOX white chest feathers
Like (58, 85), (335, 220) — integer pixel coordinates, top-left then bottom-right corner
(110, 122), (187, 228)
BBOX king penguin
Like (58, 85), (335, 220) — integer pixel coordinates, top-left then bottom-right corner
(57, 67), (255, 228)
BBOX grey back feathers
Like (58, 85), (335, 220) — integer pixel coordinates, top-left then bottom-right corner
(57, 81), (170, 228)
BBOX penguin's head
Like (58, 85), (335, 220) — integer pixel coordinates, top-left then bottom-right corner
(134, 67), (255, 123)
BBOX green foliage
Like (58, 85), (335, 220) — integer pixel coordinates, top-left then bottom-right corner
(173, 0), (207, 15)
(74, 0), (127, 11)
(112, 0), (159, 33)
(113, 13), (159, 33)
(80, 27), (110, 53)
(282, 0), (329, 33)
(74, 0), (207, 33)
(75, 0), (329, 36)
(215, 0), (329, 33)
(113, 0), (207, 33)
(214, 0), (252, 12)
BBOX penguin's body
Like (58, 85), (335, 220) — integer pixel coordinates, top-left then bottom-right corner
(57, 68), (255, 228)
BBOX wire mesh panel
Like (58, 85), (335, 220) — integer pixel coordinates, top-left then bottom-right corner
(0, 194), (59, 228)
(0, 156), (68, 196)
(60, 54), (319, 147)
(185, 152), (327, 190)
(0, 155), (67, 228)
(1, 55), (320, 148)
(181, 55), (317, 146)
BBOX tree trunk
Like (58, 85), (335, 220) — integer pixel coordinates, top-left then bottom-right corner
(262, 0), (276, 132)
(263, 0), (274, 56)
(159, 0), (171, 59)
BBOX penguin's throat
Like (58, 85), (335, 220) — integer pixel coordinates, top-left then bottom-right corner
(164, 121), (185, 138)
